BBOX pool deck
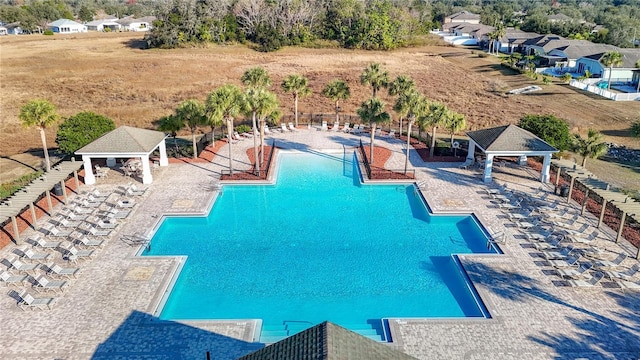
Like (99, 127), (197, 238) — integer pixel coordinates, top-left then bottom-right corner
(1, 128), (639, 359)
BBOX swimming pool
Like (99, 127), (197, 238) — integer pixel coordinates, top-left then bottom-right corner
(144, 151), (496, 342)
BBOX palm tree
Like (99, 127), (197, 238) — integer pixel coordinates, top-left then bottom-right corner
(241, 66), (272, 90)
(206, 84), (243, 171)
(444, 111), (466, 145)
(424, 102), (451, 158)
(360, 63), (389, 98)
(19, 99), (60, 172)
(254, 90), (279, 168)
(281, 74), (311, 127)
(357, 98), (391, 164)
(573, 128), (608, 168)
(242, 88), (263, 174)
(600, 51), (623, 90)
(175, 99), (207, 159)
(493, 24), (505, 55)
(388, 75), (415, 136)
(322, 79), (350, 124)
(402, 92), (427, 174)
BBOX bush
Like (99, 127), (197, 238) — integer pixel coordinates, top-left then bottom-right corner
(235, 124), (251, 134)
(103, 27), (111, 32)
(632, 120), (640, 137)
(55, 111), (115, 153)
(43, 29), (54, 35)
(542, 76), (552, 85)
(561, 73), (572, 83)
(519, 114), (571, 151)
(478, 52), (488, 58)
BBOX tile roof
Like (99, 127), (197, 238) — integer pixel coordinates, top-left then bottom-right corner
(466, 125), (557, 153)
(237, 322), (417, 360)
(76, 126), (167, 154)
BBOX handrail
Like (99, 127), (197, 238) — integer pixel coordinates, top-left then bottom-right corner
(359, 139), (372, 179)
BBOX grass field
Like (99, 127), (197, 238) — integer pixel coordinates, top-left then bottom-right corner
(1, 32), (639, 190)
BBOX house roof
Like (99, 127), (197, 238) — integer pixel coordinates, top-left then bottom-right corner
(499, 29), (541, 44)
(48, 19), (84, 27)
(522, 34), (565, 47)
(583, 48), (640, 68)
(117, 17), (149, 26)
(542, 39), (612, 59)
(470, 24), (495, 37)
(466, 125), (557, 153)
(76, 126), (167, 155)
(237, 322), (417, 360)
(547, 13), (572, 22)
(447, 11), (480, 21)
(454, 24), (483, 33)
(85, 19), (120, 26)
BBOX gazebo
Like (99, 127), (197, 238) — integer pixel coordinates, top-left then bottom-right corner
(466, 125), (558, 183)
(75, 126), (169, 185)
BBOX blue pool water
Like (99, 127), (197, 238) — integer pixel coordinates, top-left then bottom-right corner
(144, 151), (494, 341)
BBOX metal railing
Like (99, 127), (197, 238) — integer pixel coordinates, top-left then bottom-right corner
(358, 140), (372, 179)
(220, 140), (277, 179)
(358, 139), (416, 179)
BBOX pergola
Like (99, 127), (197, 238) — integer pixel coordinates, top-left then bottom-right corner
(75, 126), (169, 185)
(466, 125), (558, 183)
(0, 159), (82, 243)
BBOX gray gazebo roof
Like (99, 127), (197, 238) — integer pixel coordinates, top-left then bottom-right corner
(238, 322), (417, 360)
(76, 126), (167, 155)
(467, 125), (558, 153)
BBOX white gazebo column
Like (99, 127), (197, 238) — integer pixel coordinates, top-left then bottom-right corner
(140, 155), (153, 184)
(482, 154), (494, 183)
(518, 155), (528, 166)
(466, 139), (476, 162)
(540, 154), (552, 183)
(106, 157), (116, 167)
(158, 139), (169, 166)
(82, 155), (96, 185)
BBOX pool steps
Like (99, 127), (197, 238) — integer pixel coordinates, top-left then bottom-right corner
(259, 322), (385, 343)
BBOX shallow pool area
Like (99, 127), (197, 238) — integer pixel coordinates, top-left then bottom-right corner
(143, 151), (496, 342)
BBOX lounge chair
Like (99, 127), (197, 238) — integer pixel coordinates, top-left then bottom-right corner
(43, 263), (80, 279)
(331, 121), (340, 131)
(71, 205), (94, 215)
(593, 253), (627, 269)
(95, 219), (118, 229)
(17, 290), (56, 310)
(281, 123), (290, 132)
(73, 235), (105, 248)
(45, 226), (72, 237)
(99, 207), (130, 219)
(567, 271), (604, 287)
(33, 274), (69, 293)
(0, 271), (30, 287)
(374, 128), (382, 136)
(353, 124), (363, 134)
(63, 246), (96, 263)
(56, 217), (81, 228)
(617, 278), (640, 290)
(555, 262), (593, 279)
(603, 263), (640, 281)
(541, 246), (581, 260)
(117, 199), (136, 208)
(485, 184), (508, 195)
(27, 235), (62, 249)
(86, 227), (111, 237)
(5, 255), (39, 273)
(14, 247), (52, 262)
(342, 123), (351, 132)
(288, 122), (297, 131)
(65, 211), (89, 221)
(549, 254), (582, 267)
(387, 129), (396, 138)
(320, 121), (328, 131)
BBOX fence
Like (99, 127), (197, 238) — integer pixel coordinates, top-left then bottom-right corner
(570, 79), (640, 101)
(358, 139), (416, 180)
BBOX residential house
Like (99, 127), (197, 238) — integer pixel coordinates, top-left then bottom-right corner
(470, 24), (495, 48)
(547, 13), (573, 23)
(0, 26), (6, 36)
(443, 22), (488, 46)
(86, 19), (121, 32)
(48, 19), (87, 33)
(444, 11), (480, 25)
(116, 16), (153, 32)
(495, 28), (541, 54)
(4, 22), (23, 35)
(575, 48), (640, 82)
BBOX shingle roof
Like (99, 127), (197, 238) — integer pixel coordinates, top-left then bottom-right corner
(500, 29), (541, 43)
(584, 48), (640, 68)
(76, 126), (167, 154)
(237, 322), (417, 360)
(447, 11), (480, 21)
(466, 125), (558, 153)
(547, 13), (573, 22)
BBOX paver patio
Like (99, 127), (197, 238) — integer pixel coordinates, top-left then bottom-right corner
(1, 128), (638, 359)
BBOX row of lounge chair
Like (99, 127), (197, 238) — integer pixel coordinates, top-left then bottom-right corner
(1, 183), (147, 309)
(487, 184), (640, 290)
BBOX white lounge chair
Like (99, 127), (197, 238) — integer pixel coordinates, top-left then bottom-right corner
(63, 246), (96, 263)
(117, 199), (136, 208)
(555, 262), (593, 279)
(567, 271), (604, 287)
(33, 274), (69, 293)
(593, 253), (627, 269)
(374, 128), (382, 136)
(57, 217), (81, 228)
(617, 278), (640, 290)
(233, 132), (245, 141)
(541, 246), (581, 260)
(125, 188), (145, 197)
(86, 227), (111, 237)
(331, 121), (340, 131)
(17, 290), (56, 310)
(387, 129), (396, 138)
(95, 219), (118, 229)
(45, 226), (72, 237)
(15, 247), (52, 262)
(73, 235), (105, 248)
(320, 121), (328, 131)
(549, 254), (582, 268)
(27, 235), (62, 249)
(71, 205), (94, 215)
(0, 271), (30, 287)
(43, 263), (80, 279)
(5, 255), (39, 273)
(342, 123), (351, 132)
(99, 207), (130, 219)
(288, 122), (297, 131)
(281, 123), (290, 132)
(603, 263), (640, 281)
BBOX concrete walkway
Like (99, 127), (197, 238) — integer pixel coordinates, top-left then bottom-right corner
(0, 128), (638, 359)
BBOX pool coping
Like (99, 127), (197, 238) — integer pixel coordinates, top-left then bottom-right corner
(138, 149), (506, 344)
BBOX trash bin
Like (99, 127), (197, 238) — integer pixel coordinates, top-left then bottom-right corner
(559, 185), (569, 197)
(53, 183), (63, 196)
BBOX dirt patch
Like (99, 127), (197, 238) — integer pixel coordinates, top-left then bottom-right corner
(221, 145), (275, 181)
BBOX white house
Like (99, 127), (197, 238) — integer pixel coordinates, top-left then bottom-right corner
(116, 16), (153, 32)
(494, 29), (541, 54)
(0, 26), (7, 36)
(48, 19), (87, 33)
(3, 22), (23, 35)
(85, 19), (121, 32)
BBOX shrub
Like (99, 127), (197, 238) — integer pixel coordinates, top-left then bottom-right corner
(478, 52), (488, 58)
(235, 124), (251, 134)
(43, 29), (54, 35)
(519, 114), (571, 151)
(103, 27), (111, 32)
(542, 76), (552, 85)
(632, 120), (640, 137)
(55, 111), (115, 153)
(561, 73), (572, 83)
